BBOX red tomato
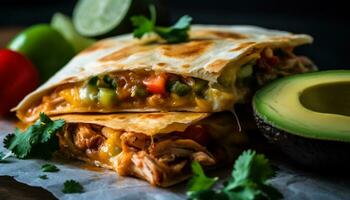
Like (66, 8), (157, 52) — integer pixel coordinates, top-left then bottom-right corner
(179, 125), (210, 146)
(0, 49), (39, 116)
(266, 56), (280, 66)
(143, 73), (167, 94)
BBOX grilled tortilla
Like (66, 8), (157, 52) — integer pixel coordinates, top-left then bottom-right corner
(15, 25), (315, 122)
(55, 112), (246, 187)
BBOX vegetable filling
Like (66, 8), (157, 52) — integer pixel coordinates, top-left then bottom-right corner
(24, 70), (235, 121)
(21, 47), (315, 122)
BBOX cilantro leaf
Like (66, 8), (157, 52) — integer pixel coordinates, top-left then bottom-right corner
(41, 164), (60, 172)
(154, 15), (192, 43)
(62, 180), (84, 194)
(0, 151), (12, 163)
(131, 5), (192, 43)
(0, 151), (5, 163)
(131, 16), (154, 38)
(39, 174), (48, 180)
(231, 150), (274, 184)
(131, 4), (156, 39)
(187, 161), (218, 192)
(3, 113), (65, 159)
(187, 150), (282, 200)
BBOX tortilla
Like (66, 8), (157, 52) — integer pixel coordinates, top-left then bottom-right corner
(54, 112), (209, 136)
(15, 25), (314, 122)
(55, 112), (245, 187)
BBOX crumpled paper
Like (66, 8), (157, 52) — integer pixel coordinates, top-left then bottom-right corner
(1, 119), (349, 200)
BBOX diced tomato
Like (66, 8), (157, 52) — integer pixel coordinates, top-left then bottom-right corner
(0, 49), (39, 116)
(266, 56), (280, 66)
(178, 125), (210, 146)
(143, 73), (167, 94)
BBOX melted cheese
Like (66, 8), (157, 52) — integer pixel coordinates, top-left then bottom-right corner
(98, 128), (122, 163)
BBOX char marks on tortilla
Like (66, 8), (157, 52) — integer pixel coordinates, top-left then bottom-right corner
(53, 112), (210, 136)
(14, 25), (313, 113)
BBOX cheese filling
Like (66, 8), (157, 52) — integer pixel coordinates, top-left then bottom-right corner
(60, 124), (216, 186)
(21, 70), (237, 122)
(57, 112), (247, 186)
(19, 47), (315, 122)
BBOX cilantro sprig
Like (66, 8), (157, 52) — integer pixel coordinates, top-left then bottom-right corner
(131, 5), (192, 43)
(41, 163), (60, 172)
(39, 174), (48, 180)
(188, 161), (218, 192)
(3, 113), (65, 159)
(0, 151), (5, 162)
(187, 150), (283, 200)
(62, 180), (84, 194)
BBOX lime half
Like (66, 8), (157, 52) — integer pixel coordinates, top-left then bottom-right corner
(51, 13), (95, 53)
(73, 0), (132, 37)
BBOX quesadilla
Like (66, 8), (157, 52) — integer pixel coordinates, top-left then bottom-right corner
(55, 112), (246, 187)
(15, 25), (315, 122)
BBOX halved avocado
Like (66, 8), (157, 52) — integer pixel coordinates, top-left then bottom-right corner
(253, 70), (350, 170)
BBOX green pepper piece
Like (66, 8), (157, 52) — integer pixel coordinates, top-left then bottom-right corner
(80, 85), (98, 103)
(134, 85), (148, 97)
(103, 75), (117, 89)
(193, 79), (208, 96)
(237, 64), (253, 79)
(98, 88), (116, 107)
(88, 76), (99, 86)
(170, 81), (191, 96)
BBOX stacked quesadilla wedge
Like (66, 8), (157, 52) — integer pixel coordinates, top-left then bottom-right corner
(55, 112), (245, 187)
(15, 25), (316, 186)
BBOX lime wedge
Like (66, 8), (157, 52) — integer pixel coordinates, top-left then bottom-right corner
(73, 0), (132, 37)
(51, 13), (95, 53)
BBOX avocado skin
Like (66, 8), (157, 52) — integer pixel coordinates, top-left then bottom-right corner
(254, 113), (350, 171)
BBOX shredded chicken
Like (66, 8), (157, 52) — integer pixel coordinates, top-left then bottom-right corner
(74, 124), (105, 151)
(60, 124), (218, 187)
(117, 132), (216, 186)
(255, 48), (316, 85)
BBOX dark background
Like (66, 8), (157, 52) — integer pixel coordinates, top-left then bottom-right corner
(1, 0), (349, 70)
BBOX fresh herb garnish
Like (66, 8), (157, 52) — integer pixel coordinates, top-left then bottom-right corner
(0, 151), (5, 162)
(188, 161), (218, 192)
(62, 180), (84, 194)
(3, 113), (65, 159)
(41, 163), (60, 172)
(0, 151), (12, 163)
(187, 150), (283, 200)
(39, 174), (48, 180)
(131, 5), (192, 43)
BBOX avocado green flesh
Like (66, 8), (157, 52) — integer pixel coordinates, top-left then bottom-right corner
(253, 70), (350, 142)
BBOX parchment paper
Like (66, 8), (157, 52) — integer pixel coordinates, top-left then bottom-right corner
(1, 119), (349, 200)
